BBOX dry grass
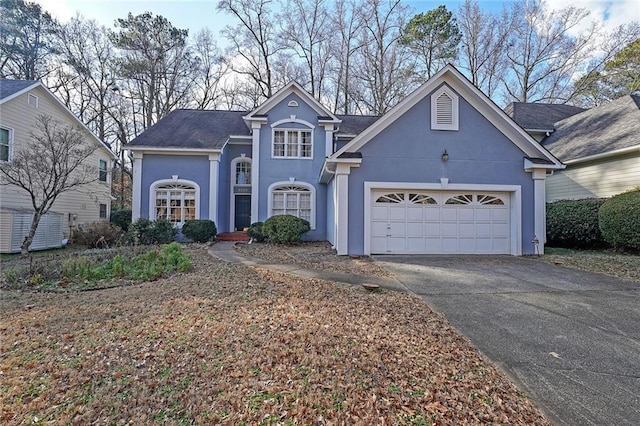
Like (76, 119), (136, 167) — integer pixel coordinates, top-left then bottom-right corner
(0, 246), (549, 425)
(536, 247), (640, 283)
(235, 241), (393, 278)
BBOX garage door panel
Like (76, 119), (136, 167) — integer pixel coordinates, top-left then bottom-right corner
(370, 190), (512, 255)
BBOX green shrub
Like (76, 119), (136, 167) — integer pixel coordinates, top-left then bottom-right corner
(598, 189), (640, 251)
(262, 215), (310, 244)
(546, 198), (608, 248)
(247, 221), (266, 242)
(128, 218), (177, 245)
(73, 221), (124, 248)
(110, 209), (132, 232)
(181, 219), (217, 242)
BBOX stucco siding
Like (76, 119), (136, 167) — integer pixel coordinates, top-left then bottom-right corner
(139, 154), (210, 220)
(546, 153), (640, 201)
(0, 86), (113, 234)
(346, 89), (536, 255)
(256, 93), (328, 240)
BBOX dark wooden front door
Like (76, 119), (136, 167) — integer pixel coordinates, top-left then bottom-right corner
(234, 195), (251, 231)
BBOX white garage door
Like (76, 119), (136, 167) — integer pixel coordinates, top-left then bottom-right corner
(370, 191), (511, 254)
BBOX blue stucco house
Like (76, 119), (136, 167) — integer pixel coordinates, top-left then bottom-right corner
(128, 65), (563, 255)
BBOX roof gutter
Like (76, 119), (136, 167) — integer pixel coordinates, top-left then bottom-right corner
(563, 145), (640, 165)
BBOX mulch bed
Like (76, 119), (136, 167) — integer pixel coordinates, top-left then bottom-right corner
(0, 246), (549, 424)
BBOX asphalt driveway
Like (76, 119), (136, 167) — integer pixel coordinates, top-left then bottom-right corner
(372, 255), (640, 426)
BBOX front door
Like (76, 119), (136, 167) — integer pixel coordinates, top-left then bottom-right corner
(234, 195), (251, 231)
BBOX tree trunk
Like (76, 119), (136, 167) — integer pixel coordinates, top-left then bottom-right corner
(21, 210), (43, 257)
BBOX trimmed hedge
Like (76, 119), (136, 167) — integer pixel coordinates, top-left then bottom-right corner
(598, 189), (640, 251)
(128, 218), (177, 245)
(262, 215), (310, 244)
(182, 219), (217, 242)
(546, 198), (608, 248)
(247, 221), (266, 242)
(110, 209), (132, 232)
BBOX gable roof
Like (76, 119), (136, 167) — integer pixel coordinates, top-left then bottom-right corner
(128, 109), (249, 150)
(505, 102), (585, 132)
(0, 78), (116, 159)
(542, 95), (640, 162)
(332, 64), (563, 168)
(0, 79), (39, 103)
(244, 81), (340, 123)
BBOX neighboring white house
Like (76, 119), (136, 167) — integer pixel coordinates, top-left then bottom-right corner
(507, 95), (640, 201)
(0, 79), (116, 252)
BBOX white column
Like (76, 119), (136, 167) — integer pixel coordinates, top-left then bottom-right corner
(132, 152), (143, 220)
(324, 123), (335, 157)
(251, 122), (261, 223)
(532, 169), (546, 255)
(208, 153), (220, 225)
(334, 163), (353, 255)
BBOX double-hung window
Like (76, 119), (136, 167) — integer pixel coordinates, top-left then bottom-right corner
(99, 159), (108, 182)
(272, 129), (313, 158)
(0, 127), (10, 162)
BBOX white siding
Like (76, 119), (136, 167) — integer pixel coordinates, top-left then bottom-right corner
(546, 153), (640, 201)
(0, 86), (113, 236)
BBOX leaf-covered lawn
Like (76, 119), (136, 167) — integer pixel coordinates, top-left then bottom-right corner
(537, 247), (640, 283)
(0, 247), (549, 424)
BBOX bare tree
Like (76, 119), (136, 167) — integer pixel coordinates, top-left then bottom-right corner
(457, 0), (513, 98)
(279, 0), (333, 99)
(503, 0), (597, 103)
(330, 0), (365, 114)
(218, 0), (284, 100)
(0, 115), (99, 255)
(354, 0), (413, 114)
(192, 28), (229, 109)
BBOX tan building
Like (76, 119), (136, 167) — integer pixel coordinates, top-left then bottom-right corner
(507, 96), (640, 201)
(0, 79), (116, 252)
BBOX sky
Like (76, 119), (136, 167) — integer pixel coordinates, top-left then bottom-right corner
(32, 0), (640, 39)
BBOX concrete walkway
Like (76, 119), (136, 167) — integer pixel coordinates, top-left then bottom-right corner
(208, 241), (409, 293)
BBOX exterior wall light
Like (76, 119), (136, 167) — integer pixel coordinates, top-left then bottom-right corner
(441, 149), (449, 162)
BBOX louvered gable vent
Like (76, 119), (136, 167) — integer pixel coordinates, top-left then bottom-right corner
(431, 85), (459, 131)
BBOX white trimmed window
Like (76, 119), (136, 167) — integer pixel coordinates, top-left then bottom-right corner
(431, 86), (459, 131)
(272, 129), (313, 158)
(0, 127), (11, 162)
(235, 159), (251, 185)
(99, 159), (108, 182)
(153, 182), (198, 225)
(269, 182), (315, 229)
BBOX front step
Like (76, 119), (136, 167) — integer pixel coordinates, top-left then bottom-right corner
(216, 232), (250, 242)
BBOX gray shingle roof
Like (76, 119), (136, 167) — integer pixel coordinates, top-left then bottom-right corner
(542, 95), (640, 161)
(505, 102), (585, 131)
(128, 109), (250, 149)
(336, 114), (380, 135)
(0, 79), (39, 100)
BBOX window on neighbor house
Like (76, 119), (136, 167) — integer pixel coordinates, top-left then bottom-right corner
(272, 129), (313, 158)
(270, 184), (313, 226)
(0, 127), (11, 162)
(99, 159), (108, 182)
(154, 183), (197, 224)
(28, 93), (38, 108)
(99, 204), (107, 219)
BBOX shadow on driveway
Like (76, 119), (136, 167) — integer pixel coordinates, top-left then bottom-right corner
(373, 255), (640, 426)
